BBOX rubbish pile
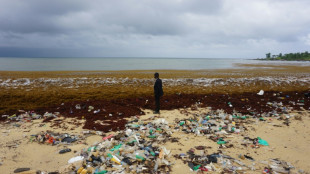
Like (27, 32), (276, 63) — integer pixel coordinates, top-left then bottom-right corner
(176, 148), (253, 173)
(171, 109), (307, 173)
(176, 148), (295, 173)
(174, 106), (299, 139)
(174, 110), (249, 138)
(63, 118), (175, 173)
(30, 131), (81, 145)
(1, 110), (58, 122)
(58, 102), (305, 173)
(1, 90), (308, 173)
(242, 136), (269, 148)
(268, 158), (295, 173)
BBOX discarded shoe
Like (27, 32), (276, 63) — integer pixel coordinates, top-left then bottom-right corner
(59, 148), (71, 154)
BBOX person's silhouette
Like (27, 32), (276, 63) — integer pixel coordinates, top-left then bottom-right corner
(153, 72), (163, 114)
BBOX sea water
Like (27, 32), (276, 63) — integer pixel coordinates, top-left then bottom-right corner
(0, 57), (309, 71)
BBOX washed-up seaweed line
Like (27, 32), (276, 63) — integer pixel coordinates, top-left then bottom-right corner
(0, 76), (310, 88)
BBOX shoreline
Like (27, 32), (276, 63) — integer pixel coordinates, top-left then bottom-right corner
(1, 64), (309, 114)
(0, 65), (309, 173)
(254, 58), (310, 61)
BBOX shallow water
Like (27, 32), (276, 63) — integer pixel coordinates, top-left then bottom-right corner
(0, 57), (309, 71)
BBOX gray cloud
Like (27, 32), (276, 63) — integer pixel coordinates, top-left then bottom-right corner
(0, 1), (92, 34)
(0, 0), (309, 58)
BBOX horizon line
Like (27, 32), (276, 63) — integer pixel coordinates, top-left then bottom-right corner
(0, 56), (255, 59)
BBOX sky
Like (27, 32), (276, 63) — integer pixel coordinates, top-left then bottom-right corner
(0, 0), (309, 58)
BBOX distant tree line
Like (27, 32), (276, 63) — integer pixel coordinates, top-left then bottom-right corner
(264, 51), (310, 61)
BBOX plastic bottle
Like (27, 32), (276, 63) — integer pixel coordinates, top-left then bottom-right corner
(144, 146), (156, 156)
(269, 165), (288, 173)
(113, 153), (123, 161)
(95, 170), (108, 174)
(87, 165), (94, 173)
(134, 135), (140, 145)
(227, 124), (232, 132)
(122, 146), (135, 153)
(195, 129), (201, 135)
(111, 156), (121, 165)
(102, 134), (114, 141)
(217, 138), (226, 145)
(124, 153), (136, 160)
(257, 137), (269, 146)
(80, 169), (87, 174)
(134, 151), (146, 161)
(110, 143), (122, 152)
(77, 167), (84, 174)
(87, 146), (97, 152)
(136, 155), (145, 161)
(68, 156), (84, 163)
(154, 160), (159, 172)
(148, 135), (156, 138)
(235, 129), (240, 134)
(193, 165), (201, 171)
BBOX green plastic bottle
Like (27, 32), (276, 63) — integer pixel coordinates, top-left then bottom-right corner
(95, 170), (108, 174)
(217, 138), (226, 145)
(193, 165), (201, 171)
(136, 155), (145, 161)
(110, 144), (122, 152)
(257, 137), (269, 146)
(148, 135), (156, 138)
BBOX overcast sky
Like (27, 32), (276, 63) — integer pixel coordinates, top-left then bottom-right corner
(0, 0), (309, 58)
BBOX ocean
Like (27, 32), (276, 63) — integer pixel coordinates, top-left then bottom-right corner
(0, 57), (308, 71)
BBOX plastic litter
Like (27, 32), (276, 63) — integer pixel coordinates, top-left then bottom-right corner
(102, 134), (113, 141)
(63, 118), (175, 173)
(258, 137), (269, 146)
(30, 131), (80, 145)
(217, 138), (227, 145)
(257, 90), (264, 95)
(68, 156), (84, 163)
(2, 90), (308, 173)
(59, 148), (71, 154)
(13, 168), (31, 173)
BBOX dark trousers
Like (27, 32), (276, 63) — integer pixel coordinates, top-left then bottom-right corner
(155, 95), (160, 112)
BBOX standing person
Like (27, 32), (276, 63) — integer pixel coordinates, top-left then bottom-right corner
(154, 72), (163, 114)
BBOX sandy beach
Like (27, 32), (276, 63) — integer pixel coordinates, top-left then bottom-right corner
(2, 0), (310, 173)
(1, 108), (310, 173)
(0, 64), (310, 173)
